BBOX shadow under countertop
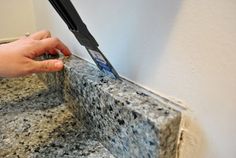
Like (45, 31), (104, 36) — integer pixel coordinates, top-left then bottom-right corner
(0, 75), (114, 158)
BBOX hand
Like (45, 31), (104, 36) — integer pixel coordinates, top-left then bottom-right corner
(0, 30), (71, 78)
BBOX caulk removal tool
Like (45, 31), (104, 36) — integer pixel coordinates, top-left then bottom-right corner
(49, 0), (120, 79)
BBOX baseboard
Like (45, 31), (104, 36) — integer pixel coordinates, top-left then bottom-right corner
(0, 37), (19, 44)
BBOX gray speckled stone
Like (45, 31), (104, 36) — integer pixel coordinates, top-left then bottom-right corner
(0, 75), (114, 158)
(40, 55), (182, 158)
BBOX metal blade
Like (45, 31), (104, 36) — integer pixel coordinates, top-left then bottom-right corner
(86, 48), (120, 79)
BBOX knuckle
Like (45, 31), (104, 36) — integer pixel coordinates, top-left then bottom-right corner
(51, 37), (60, 43)
(27, 38), (37, 45)
(42, 30), (51, 37)
(23, 61), (35, 74)
(25, 67), (34, 74)
(44, 61), (53, 71)
(41, 61), (50, 71)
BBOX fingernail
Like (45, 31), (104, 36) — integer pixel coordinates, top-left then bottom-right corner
(54, 60), (63, 69)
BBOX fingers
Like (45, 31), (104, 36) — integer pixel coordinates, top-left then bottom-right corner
(37, 37), (71, 56)
(30, 31), (59, 55)
(32, 59), (64, 73)
(29, 30), (51, 40)
(24, 30), (72, 58)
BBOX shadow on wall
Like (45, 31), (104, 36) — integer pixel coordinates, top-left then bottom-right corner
(72, 0), (182, 80)
(32, 0), (182, 81)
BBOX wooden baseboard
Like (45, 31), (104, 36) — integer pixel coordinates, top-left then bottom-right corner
(0, 37), (19, 44)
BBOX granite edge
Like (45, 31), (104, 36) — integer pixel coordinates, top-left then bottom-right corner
(37, 55), (182, 158)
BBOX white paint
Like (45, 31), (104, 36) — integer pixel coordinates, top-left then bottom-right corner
(0, 0), (36, 39)
(32, 0), (236, 157)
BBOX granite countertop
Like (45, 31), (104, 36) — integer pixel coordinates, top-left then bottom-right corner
(34, 55), (182, 158)
(0, 55), (182, 158)
(0, 75), (114, 158)
(60, 56), (182, 158)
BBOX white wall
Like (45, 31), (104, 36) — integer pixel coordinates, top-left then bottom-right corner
(32, 0), (236, 157)
(0, 0), (36, 40)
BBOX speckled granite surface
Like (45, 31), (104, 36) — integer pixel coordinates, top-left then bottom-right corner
(1, 55), (182, 158)
(39, 55), (182, 158)
(0, 75), (114, 158)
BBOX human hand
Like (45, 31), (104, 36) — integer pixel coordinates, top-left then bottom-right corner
(0, 30), (71, 78)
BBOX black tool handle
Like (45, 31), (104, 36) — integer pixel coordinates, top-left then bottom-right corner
(49, 0), (98, 49)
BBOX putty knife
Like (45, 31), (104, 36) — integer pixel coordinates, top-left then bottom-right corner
(49, 0), (120, 79)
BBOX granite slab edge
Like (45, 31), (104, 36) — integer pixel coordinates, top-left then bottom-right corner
(38, 55), (182, 158)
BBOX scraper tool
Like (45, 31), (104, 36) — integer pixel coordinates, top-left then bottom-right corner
(49, 0), (120, 79)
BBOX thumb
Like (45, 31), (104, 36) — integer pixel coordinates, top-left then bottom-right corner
(32, 59), (64, 73)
